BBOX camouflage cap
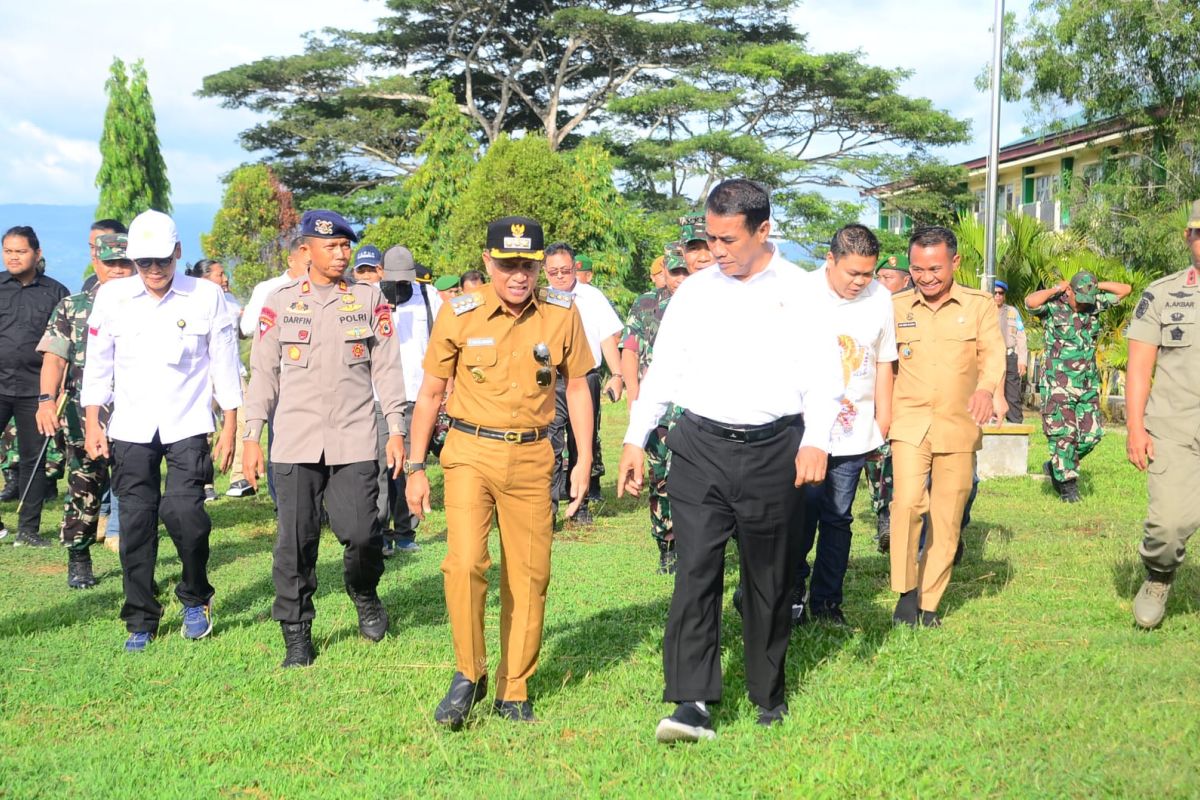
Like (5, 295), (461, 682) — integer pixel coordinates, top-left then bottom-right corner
(679, 215), (707, 243)
(1070, 270), (1099, 304)
(95, 233), (129, 262)
(664, 243), (687, 272)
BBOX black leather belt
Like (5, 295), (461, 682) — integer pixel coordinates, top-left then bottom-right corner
(683, 410), (802, 443)
(450, 419), (548, 444)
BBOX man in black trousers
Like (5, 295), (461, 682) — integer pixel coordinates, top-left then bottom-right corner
(0, 225), (68, 546)
(617, 179), (841, 742)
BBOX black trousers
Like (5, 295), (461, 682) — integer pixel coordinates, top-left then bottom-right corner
(112, 433), (214, 633)
(1004, 351), (1023, 424)
(663, 413), (805, 709)
(550, 370), (603, 506)
(0, 394), (46, 534)
(271, 459), (384, 623)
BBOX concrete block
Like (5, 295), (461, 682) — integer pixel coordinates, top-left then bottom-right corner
(978, 423), (1035, 479)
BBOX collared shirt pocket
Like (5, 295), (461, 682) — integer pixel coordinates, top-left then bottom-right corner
(943, 326), (977, 374)
(895, 327), (920, 363)
(176, 318), (211, 363)
(344, 336), (371, 365)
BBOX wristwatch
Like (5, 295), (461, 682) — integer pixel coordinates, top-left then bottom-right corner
(37, 394), (54, 404)
(403, 459), (426, 476)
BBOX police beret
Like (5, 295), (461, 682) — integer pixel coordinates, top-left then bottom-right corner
(994, 279), (1008, 292)
(300, 209), (357, 242)
(487, 216), (544, 260)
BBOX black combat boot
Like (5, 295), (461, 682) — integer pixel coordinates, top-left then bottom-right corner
(67, 548), (97, 589)
(347, 588), (389, 642)
(1059, 478), (1081, 503)
(876, 509), (891, 554)
(657, 539), (677, 575)
(280, 621), (316, 668)
(0, 469), (17, 502)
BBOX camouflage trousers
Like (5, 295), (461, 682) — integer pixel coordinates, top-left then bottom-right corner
(1042, 383), (1103, 482)
(1, 420), (66, 479)
(646, 426), (672, 543)
(864, 441), (893, 516)
(60, 406), (109, 551)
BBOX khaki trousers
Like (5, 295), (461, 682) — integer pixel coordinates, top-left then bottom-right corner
(889, 438), (975, 612)
(440, 428), (554, 701)
(1140, 431), (1200, 573)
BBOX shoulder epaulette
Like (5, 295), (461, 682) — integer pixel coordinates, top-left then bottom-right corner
(960, 285), (992, 299)
(542, 287), (574, 309)
(452, 292), (483, 315)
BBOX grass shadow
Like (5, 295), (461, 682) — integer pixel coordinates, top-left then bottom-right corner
(937, 519), (1016, 619)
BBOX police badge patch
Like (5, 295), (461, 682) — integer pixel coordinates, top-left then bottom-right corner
(1134, 292), (1153, 320)
(314, 219), (334, 235)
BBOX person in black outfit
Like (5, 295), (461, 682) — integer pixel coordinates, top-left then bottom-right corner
(0, 226), (68, 546)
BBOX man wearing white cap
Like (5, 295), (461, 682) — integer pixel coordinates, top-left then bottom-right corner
(82, 210), (242, 652)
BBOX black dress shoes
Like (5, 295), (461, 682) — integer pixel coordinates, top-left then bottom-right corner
(757, 703), (788, 727)
(892, 588), (919, 627)
(434, 672), (488, 731)
(493, 699), (536, 722)
(918, 610), (942, 628)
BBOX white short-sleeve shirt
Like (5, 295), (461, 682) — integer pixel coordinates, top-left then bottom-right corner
(568, 281), (623, 370)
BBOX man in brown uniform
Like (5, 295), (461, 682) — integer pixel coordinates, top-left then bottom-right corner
(890, 226), (1005, 627)
(406, 216), (594, 729)
(242, 210), (407, 668)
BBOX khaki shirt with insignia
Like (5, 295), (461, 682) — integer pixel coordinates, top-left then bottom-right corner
(1126, 265), (1200, 444)
(891, 282), (1006, 452)
(244, 276), (406, 465)
(423, 284), (592, 429)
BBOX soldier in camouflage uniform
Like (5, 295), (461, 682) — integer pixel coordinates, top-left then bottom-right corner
(1025, 271), (1131, 502)
(678, 216), (714, 272)
(34, 234), (134, 588)
(619, 244), (692, 574)
(866, 255), (910, 552)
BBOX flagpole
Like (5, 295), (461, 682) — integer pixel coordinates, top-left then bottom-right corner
(983, 0), (1005, 290)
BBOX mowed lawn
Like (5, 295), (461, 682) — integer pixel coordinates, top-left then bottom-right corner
(0, 403), (1197, 799)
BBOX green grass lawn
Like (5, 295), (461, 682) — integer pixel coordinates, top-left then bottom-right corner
(1, 405), (1197, 799)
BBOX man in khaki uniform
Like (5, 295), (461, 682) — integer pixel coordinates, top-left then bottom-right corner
(242, 210), (407, 668)
(1125, 202), (1200, 629)
(890, 226), (1005, 627)
(406, 216), (594, 729)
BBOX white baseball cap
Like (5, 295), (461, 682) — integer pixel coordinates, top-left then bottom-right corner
(125, 210), (179, 261)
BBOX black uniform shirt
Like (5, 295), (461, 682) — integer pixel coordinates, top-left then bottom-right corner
(0, 271), (69, 396)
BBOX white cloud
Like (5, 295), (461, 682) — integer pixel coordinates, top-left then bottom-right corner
(1, 121), (101, 203)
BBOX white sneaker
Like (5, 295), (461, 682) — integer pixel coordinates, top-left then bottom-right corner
(655, 703), (716, 743)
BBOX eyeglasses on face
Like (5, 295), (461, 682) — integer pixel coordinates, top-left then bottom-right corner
(544, 268), (574, 277)
(134, 256), (174, 270)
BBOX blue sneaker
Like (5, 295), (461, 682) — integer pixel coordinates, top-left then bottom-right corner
(394, 536), (420, 553)
(125, 631), (156, 652)
(181, 602), (213, 640)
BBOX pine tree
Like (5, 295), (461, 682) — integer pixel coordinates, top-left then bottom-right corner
(95, 58), (171, 222)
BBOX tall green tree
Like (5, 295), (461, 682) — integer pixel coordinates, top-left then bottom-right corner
(202, 165), (299, 297)
(1001, 0), (1200, 276)
(361, 81), (480, 270)
(96, 58), (171, 221)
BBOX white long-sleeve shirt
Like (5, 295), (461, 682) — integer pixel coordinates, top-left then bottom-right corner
(82, 273), (242, 444)
(624, 247), (843, 452)
(240, 271), (294, 338)
(568, 280), (623, 369)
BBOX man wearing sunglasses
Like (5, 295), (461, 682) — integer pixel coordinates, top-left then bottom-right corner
(82, 210), (242, 652)
(405, 216), (594, 729)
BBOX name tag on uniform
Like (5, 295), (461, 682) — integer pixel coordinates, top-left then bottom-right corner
(467, 337), (495, 346)
(898, 321), (917, 328)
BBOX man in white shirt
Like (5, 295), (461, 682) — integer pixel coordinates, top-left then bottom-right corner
(544, 243), (623, 525)
(616, 179), (842, 743)
(82, 210), (242, 652)
(792, 225), (896, 628)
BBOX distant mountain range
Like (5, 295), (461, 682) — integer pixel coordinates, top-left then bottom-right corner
(0, 204), (218, 293)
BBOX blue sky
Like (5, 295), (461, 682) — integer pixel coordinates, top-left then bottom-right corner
(1, 0), (1032, 208)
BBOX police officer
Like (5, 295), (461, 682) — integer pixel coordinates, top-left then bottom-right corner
(82, 210), (242, 652)
(242, 211), (406, 668)
(35, 233), (135, 588)
(890, 226), (1005, 627)
(619, 244), (692, 575)
(993, 279), (1028, 424)
(1025, 271), (1131, 501)
(406, 216), (594, 729)
(1125, 202), (1200, 629)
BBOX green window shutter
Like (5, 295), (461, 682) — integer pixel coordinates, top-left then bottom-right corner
(879, 210), (888, 229)
(1060, 158), (1074, 226)
(1022, 166), (1035, 204)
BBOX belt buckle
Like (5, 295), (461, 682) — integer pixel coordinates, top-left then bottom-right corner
(503, 430), (522, 444)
